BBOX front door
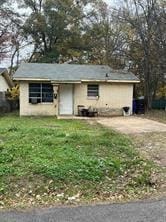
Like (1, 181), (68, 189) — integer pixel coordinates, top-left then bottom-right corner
(59, 84), (73, 115)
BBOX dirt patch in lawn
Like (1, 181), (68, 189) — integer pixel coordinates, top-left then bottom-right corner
(132, 132), (166, 167)
(131, 132), (166, 198)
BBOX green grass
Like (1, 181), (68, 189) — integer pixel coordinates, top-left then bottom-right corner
(0, 114), (156, 208)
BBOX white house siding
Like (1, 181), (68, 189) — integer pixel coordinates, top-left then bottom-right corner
(0, 75), (9, 91)
(20, 81), (133, 116)
(19, 82), (56, 116)
(74, 83), (133, 116)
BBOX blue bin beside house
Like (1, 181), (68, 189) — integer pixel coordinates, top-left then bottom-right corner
(133, 99), (145, 114)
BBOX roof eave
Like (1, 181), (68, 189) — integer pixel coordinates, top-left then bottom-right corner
(82, 79), (140, 83)
(81, 80), (106, 82)
(14, 78), (140, 84)
(13, 77), (51, 81)
(107, 80), (140, 83)
(51, 80), (81, 84)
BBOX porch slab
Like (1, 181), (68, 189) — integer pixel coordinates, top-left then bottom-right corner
(57, 115), (95, 120)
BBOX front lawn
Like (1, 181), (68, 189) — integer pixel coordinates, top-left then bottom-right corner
(0, 114), (157, 208)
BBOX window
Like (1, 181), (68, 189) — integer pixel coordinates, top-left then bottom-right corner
(29, 83), (53, 103)
(87, 84), (99, 97)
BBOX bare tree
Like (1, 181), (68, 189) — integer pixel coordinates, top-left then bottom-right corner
(0, 2), (21, 63)
(83, 1), (127, 66)
(116, 0), (166, 109)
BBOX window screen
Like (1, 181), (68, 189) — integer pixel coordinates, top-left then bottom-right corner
(87, 84), (99, 97)
(29, 83), (53, 103)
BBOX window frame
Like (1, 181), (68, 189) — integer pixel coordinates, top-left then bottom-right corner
(87, 84), (99, 99)
(29, 83), (54, 104)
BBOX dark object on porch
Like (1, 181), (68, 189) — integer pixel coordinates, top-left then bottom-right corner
(88, 110), (98, 117)
(79, 107), (98, 117)
(78, 105), (85, 116)
(81, 108), (89, 116)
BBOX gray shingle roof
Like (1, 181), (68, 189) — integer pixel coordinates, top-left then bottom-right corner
(14, 63), (139, 82)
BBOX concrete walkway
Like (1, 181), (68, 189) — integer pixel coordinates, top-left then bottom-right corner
(97, 116), (166, 134)
(0, 199), (165, 222)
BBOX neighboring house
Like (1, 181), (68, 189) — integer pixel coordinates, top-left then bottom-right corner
(14, 63), (139, 116)
(0, 68), (14, 112)
(0, 68), (14, 91)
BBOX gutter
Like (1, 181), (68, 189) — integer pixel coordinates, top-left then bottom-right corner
(13, 77), (51, 81)
(81, 79), (140, 83)
(107, 80), (140, 83)
(51, 81), (81, 84)
(13, 78), (140, 84)
(13, 78), (82, 84)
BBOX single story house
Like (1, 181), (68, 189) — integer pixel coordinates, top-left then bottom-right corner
(14, 63), (139, 117)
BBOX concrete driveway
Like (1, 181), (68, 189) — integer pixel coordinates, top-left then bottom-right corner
(97, 116), (166, 134)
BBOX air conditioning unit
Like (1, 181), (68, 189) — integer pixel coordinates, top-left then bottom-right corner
(31, 98), (38, 104)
